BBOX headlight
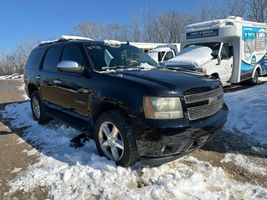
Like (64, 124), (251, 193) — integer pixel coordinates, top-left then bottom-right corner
(196, 68), (207, 75)
(143, 97), (183, 119)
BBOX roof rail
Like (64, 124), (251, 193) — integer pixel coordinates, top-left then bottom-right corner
(38, 35), (93, 46)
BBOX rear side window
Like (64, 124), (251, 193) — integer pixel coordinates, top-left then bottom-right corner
(42, 44), (64, 71)
(61, 43), (85, 66)
(25, 47), (47, 70)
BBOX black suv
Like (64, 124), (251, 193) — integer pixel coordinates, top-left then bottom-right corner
(24, 36), (228, 166)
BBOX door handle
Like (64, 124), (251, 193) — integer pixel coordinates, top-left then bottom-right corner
(52, 80), (62, 85)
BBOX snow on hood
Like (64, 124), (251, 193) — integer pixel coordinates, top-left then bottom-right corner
(164, 46), (213, 67)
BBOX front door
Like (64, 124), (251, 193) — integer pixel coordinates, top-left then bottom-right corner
(218, 43), (233, 83)
(54, 43), (92, 116)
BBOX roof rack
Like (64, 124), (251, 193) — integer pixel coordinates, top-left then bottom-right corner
(38, 35), (93, 46)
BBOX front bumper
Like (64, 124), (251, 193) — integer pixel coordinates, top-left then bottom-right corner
(132, 104), (228, 165)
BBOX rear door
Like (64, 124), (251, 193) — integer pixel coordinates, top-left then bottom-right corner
(39, 43), (65, 106)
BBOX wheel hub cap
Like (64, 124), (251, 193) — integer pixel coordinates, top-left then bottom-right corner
(98, 121), (124, 161)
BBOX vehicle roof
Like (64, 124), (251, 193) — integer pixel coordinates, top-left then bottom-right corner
(37, 35), (126, 48)
(185, 16), (267, 32)
(148, 47), (172, 53)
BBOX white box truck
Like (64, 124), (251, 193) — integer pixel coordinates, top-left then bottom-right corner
(164, 16), (267, 85)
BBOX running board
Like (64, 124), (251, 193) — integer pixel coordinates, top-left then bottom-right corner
(45, 106), (94, 137)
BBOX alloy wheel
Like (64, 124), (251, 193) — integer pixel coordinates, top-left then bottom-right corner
(98, 121), (124, 161)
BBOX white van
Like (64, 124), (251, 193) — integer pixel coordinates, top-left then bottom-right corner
(165, 16), (267, 85)
(147, 44), (180, 63)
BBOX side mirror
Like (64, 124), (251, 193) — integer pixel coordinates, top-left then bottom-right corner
(57, 60), (84, 74)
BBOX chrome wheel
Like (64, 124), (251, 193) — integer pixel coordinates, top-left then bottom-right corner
(32, 96), (41, 119)
(98, 121), (124, 161)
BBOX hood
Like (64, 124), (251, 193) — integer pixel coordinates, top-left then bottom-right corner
(110, 69), (220, 95)
(164, 46), (213, 67)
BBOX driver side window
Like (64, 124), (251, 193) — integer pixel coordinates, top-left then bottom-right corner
(61, 43), (86, 66)
(221, 43), (232, 60)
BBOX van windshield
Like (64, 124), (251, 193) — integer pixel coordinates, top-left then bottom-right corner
(185, 42), (221, 58)
(87, 43), (161, 71)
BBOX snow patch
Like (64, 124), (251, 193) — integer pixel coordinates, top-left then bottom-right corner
(259, 77), (267, 82)
(10, 168), (22, 174)
(104, 40), (123, 46)
(17, 84), (29, 101)
(0, 73), (22, 80)
(221, 153), (267, 176)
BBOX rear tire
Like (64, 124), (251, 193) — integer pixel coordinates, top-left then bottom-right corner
(249, 70), (259, 85)
(30, 91), (50, 124)
(94, 110), (139, 167)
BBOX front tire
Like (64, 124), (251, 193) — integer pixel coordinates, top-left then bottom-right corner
(30, 91), (50, 124)
(94, 110), (139, 166)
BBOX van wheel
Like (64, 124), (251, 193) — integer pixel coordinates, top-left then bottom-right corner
(30, 91), (50, 124)
(249, 70), (259, 85)
(94, 110), (139, 167)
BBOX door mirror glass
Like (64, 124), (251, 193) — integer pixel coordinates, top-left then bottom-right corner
(57, 60), (84, 74)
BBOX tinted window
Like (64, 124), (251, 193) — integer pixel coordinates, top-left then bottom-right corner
(164, 51), (174, 61)
(25, 47), (47, 70)
(42, 44), (64, 71)
(61, 43), (85, 66)
(221, 43), (232, 59)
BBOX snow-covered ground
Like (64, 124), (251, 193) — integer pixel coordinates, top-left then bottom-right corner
(1, 83), (267, 200)
(223, 83), (267, 147)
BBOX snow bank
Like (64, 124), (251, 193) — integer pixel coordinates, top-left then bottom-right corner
(164, 46), (212, 67)
(223, 83), (267, 147)
(0, 73), (22, 80)
(2, 102), (267, 200)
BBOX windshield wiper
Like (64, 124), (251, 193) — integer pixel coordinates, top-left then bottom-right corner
(101, 65), (126, 71)
(165, 66), (189, 71)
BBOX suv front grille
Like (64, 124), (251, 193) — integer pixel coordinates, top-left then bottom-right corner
(184, 87), (224, 120)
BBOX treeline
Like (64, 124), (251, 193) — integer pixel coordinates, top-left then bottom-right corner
(0, 0), (266, 75)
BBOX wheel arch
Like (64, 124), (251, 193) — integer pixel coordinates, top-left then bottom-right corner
(253, 65), (262, 77)
(27, 83), (38, 97)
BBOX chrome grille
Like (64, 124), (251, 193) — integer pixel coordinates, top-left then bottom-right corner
(184, 87), (224, 120)
(184, 87), (223, 104)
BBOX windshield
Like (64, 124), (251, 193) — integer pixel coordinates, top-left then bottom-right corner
(87, 43), (160, 71)
(185, 42), (221, 58)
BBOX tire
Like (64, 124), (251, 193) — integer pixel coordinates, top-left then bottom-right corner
(249, 70), (259, 85)
(94, 110), (139, 166)
(30, 91), (50, 124)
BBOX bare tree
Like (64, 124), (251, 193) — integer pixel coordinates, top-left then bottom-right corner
(144, 12), (194, 43)
(224, 0), (246, 17)
(129, 17), (142, 42)
(0, 41), (35, 75)
(74, 21), (134, 41)
(245, 0), (267, 22)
